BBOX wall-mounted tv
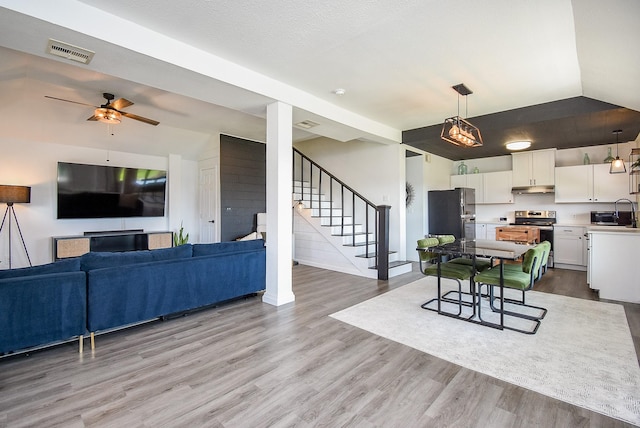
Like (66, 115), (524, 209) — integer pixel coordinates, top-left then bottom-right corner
(57, 162), (167, 219)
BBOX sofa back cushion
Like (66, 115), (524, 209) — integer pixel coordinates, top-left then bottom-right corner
(149, 244), (193, 261)
(192, 240), (264, 257)
(0, 258), (81, 280)
(81, 244), (193, 271)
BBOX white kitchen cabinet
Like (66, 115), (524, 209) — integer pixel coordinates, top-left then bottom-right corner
(450, 174), (466, 189)
(592, 163), (630, 201)
(482, 171), (513, 204)
(588, 230), (640, 303)
(512, 149), (556, 187)
(450, 174), (483, 202)
(475, 223), (486, 239)
(475, 222), (502, 240)
(450, 171), (513, 204)
(554, 226), (586, 268)
(555, 163), (629, 203)
(486, 224), (500, 240)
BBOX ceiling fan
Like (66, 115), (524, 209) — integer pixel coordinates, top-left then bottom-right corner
(44, 92), (159, 126)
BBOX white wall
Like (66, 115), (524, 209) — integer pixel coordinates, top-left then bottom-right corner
(0, 139), (199, 268)
(405, 154), (426, 261)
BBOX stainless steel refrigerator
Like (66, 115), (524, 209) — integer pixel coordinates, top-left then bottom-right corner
(427, 188), (476, 240)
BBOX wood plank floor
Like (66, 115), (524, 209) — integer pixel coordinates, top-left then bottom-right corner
(0, 264), (638, 427)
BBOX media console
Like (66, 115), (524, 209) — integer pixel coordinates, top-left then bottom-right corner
(53, 230), (173, 260)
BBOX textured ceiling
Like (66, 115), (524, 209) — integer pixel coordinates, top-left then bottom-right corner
(0, 0), (638, 160)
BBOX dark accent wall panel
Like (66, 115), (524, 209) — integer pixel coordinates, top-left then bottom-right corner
(220, 135), (266, 241)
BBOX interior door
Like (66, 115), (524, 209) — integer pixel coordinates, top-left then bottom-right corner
(199, 166), (218, 243)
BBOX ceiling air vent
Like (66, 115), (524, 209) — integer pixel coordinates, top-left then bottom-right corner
(295, 120), (320, 129)
(46, 39), (95, 64)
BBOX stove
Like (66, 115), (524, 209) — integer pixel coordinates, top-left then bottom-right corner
(513, 210), (556, 229)
(512, 210), (556, 268)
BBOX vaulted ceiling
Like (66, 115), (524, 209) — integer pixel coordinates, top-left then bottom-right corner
(0, 0), (638, 160)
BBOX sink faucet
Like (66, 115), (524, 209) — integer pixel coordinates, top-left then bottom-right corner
(614, 198), (637, 228)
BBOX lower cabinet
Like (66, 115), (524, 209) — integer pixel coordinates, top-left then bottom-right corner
(553, 226), (587, 269)
(588, 231), (640, 303)
(475, 223), (502, 240)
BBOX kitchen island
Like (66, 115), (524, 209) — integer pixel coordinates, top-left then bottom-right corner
(587, 226), (640, 304)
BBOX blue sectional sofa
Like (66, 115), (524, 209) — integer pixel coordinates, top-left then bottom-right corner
(0, 239), (266, 356)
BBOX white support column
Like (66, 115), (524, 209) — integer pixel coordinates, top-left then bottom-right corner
(262, 101), (295, 306)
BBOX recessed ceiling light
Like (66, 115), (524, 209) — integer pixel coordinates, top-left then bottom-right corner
(506, 141), (531, 151)
(333, 88), (346, 96)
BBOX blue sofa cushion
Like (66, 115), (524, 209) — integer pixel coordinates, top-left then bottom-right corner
(192, 240), (264, 257)
(0, 271), (87, 354)
(81, 245), (192, 271)
(0, 258), (81, 280)
(149, 244), (193, 261)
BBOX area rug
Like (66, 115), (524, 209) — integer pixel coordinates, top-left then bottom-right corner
(330, 277), (640, 425)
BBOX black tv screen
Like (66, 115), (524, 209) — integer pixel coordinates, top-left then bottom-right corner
(57, 162), (167, 219)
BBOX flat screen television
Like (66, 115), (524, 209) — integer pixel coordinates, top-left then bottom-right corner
(57, 162), (167, 219)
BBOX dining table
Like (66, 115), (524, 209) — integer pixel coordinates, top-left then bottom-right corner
(421, 238), (532, 329)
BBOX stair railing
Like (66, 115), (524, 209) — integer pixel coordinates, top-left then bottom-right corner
(293, 148), (390, 280)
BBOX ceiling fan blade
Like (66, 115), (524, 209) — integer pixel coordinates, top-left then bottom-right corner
(87, 115), (99, 121)
(45, 95), (98, 108)
(121, 111), (159, 126)
(110, 98), (133, 111)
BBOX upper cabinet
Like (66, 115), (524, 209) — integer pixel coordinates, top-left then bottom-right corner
(483, 170), (513, 204)
(511, 149), (556, 187)
(451, 173), (483, 202)
(450, 171), (513, 204)
(555, 163), (629, 203)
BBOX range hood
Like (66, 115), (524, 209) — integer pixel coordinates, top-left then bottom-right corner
(511, 185), (555, 194)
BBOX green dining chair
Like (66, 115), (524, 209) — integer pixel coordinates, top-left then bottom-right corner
(431, 234), (493, 272)
(417, 238), (475, 317)
(473, 245), (547, 334)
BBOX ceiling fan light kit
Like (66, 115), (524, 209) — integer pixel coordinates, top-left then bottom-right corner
(94, 107), (122, 124)
(441, 83), (483, 148)
(44, 92), (159, 126)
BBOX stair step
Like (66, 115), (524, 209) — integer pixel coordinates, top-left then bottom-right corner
(355, 251), (397, 259)
(331, 231), (369, 237)
(343, 241), (377, 248)
(369, 260), (412, 270)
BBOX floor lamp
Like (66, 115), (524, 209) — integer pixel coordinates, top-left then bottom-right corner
(0, 185), (32, 269)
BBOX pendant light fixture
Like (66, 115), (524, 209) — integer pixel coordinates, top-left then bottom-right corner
(441, 84), (483, 148)
(609, 129), (626, 174)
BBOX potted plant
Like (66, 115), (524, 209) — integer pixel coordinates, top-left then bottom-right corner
(174, 222), (189, 246)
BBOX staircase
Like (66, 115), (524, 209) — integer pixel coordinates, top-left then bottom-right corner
(292, 149), (412, 279)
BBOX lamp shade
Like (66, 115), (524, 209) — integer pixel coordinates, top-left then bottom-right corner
(0, 185), (31, 203)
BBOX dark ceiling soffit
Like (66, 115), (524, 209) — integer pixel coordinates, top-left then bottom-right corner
(401, 96), (640, 161)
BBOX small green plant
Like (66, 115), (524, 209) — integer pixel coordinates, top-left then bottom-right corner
(174, 222), (189, 246)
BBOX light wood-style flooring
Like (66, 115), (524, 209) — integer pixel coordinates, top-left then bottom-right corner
(1, 264), (638, 427)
